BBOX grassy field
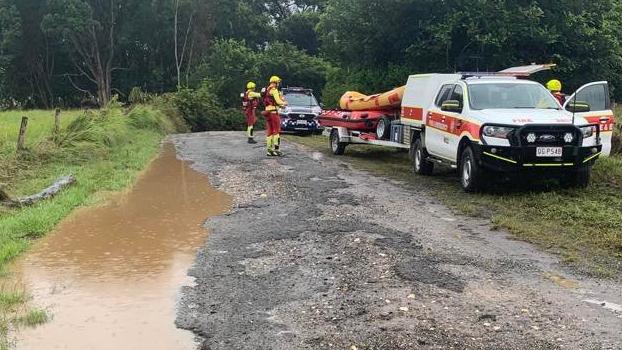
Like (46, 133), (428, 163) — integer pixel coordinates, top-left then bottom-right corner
(288, 131), (622, 278)
(0, 110), (82, 154)
(0, 104), (182, 348)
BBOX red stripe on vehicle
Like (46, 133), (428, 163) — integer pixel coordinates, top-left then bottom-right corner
(401, 106), (424, 121)
(583, 114), (616, 132)
(427, 112), (480, 140)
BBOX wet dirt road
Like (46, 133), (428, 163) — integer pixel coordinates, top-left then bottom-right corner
(12, 144), (230, 349)
(174, 132), (621, 350)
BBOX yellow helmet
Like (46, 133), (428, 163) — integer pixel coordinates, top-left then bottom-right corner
(546, 79), (562, 92)
(246, 81), (256, 90)
(270, 75), (282, 84)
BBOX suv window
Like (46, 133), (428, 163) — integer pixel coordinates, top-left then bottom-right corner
(435, 85), (454, 106)
(450, 85), (464, 106)
(570, 83), (610, 111)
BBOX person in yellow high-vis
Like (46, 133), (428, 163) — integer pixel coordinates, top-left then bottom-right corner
(242, 82), (261, 144)
(546, 79), (566, 105)
(262, 76), (287, 156)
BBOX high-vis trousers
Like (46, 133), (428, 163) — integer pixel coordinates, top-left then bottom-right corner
(264, 111), (281, 153)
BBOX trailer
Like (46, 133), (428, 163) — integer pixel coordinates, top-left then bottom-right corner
(324, 126), (410, 156)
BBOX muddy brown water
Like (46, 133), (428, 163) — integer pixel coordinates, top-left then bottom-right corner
(11, 143), (230, 349)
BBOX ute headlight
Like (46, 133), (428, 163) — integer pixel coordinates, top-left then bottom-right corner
(482, 126), (515, 139)
(580, 126), (595, 138)
(526, 133), (536, 143)
(564, 132), (574, 143)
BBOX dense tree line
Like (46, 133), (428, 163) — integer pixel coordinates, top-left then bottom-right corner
(1, 0), (622, 111)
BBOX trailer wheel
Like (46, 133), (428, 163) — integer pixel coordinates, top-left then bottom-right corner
(376, 117), (391, 140)
(460, 146), (484, 192)
(411, 138), (434, 175)
(330, 129), (347, 155)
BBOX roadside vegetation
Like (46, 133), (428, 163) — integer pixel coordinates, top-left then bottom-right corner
(289, 121), (622, 278)
(0, 101), (187, 348)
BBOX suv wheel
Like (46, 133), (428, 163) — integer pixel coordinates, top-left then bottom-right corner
(411, 138), (434, 175)
(460, 146), (484, 192)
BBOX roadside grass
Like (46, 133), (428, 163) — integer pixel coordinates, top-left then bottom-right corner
(14, 309), (49, 328)
(288, 134), (622, 278)
(0, 103), (183, 346)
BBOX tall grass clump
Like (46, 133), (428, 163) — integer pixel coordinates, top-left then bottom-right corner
(127, 105), (175, 134)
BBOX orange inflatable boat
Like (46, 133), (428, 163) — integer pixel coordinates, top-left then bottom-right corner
(339, 86), (405, 111)
(318, 86), (405, 139)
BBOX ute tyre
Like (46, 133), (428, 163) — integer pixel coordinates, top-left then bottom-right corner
(460, 146), (484, 192)
(376, 117), (391, 140)
(562, 166), (591, 188)
(411, 138), (434, 175)
(330, 129), (347, 155)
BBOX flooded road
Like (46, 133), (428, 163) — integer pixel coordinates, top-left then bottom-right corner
(12, 143), (230, 349)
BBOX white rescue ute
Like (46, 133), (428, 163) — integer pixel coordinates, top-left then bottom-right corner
(327, 66), (614, 191)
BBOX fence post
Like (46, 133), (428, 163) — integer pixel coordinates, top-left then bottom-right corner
(54, 108), (61, 139)
(17, 116), (28, 151)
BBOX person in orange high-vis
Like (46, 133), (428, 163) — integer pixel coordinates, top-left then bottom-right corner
(262, 76), (287, 156)
(242, 81), (261, 144)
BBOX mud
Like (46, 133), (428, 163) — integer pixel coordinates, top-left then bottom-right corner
(174, 132), (621, 350)
(11, 143), (231, 350)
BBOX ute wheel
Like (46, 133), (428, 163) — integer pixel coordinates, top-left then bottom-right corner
(376, 117), (391, 140)
(411, 138), (434, 175)
(330, 129), (347, 155)
(561, 166), (591, 188)
(460, 146), (484, 192)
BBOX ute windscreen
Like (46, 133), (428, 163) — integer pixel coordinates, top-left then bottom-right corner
(468, 83), (559, 110)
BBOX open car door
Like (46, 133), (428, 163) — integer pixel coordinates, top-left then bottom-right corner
(564, 81), (615, 156)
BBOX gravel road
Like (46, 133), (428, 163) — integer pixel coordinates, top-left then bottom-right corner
(172, 131), (621, 350)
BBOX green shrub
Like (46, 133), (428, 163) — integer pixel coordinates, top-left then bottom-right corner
(189, 39), (332, 109)
(173, 84), (248, 132)
(189, 39), (259, 109)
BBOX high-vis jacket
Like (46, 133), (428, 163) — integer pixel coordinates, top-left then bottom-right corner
(264, 84), (286, 112)
(243, 90), (261, 111)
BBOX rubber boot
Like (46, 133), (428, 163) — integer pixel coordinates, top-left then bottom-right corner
(266, 135), (276, 156)
(273, 134), (283, 156)
(247, 126), (257, 144)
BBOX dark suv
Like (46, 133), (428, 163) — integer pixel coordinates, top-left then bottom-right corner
(279, 87), (323, 134)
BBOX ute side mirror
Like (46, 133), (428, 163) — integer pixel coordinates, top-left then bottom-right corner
(441, 100), (462, 113)
(320, 103), (325, 109)
(566, 101), (591, 113)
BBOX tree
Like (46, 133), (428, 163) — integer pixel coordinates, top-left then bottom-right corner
(0, 0), (21, 104)
(173, 0), (193, 88)
(42, 0), (121, 106)
(277, 11), (321, 54)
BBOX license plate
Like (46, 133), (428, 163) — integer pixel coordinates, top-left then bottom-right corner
(297, 120), (307, 125)
(536, 147), (562, 157)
